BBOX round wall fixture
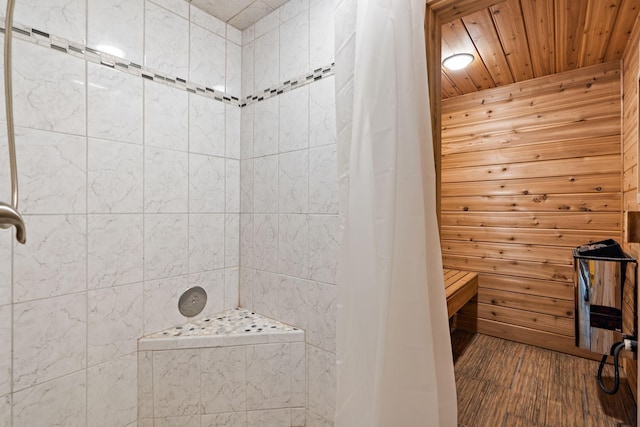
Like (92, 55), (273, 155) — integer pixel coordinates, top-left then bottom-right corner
(442, 53), (474, 71)
(178, 286), (207, 318)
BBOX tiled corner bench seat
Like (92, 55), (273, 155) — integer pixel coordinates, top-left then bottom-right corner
(138, 309), (306, 427)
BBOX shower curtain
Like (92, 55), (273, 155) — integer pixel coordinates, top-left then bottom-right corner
(334, 0), (458, 425)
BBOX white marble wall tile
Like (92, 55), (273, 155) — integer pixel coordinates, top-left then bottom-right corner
(0, 305), (10, 396)
(309, 76), (337, 147)
(243, 25), (255, 45)
(145, 148), (189, 213)
(246, 343), (291, 410)
(189, 214), (225, 273)
(145, 80), (189, 151)
(88, 62), (143, 144)
(292, 408), (306, 426)
(253, 214), (279, 271)
(306, 410), (333, 427)
(277, 275), (308, 331)
(241, 104), (254, 159)
(190, 24), (226, 91)
(226, 105), (241, 159)
(88, 214), (143, 289)
(279, 150), (308, 213)
(200, 346), (246, 414)
(138, 350), (154, 418)
(0, 394), (9, 427)
(201, 412), (247, 427)
(247, 409), (291, 427)
(145, 1), (189, 78)
(241, 41), (255, 99)
(154, 416), (201, 427)
(225, 214), (240, 267)
(309, 145), (338, 214)
(308, 215), (339, 284)
(240, 159), (254, 213)
(12, 371), (86, 427)
(254, 28), (280, 91)
(227, 25), (243, 45)
(144, 214), (189, 280)
(88, 0), (144, 64)
(279, 214), (309, 278)
(252, 270), (279, 319)
(239, 267), (254, 309)
(143, 275), (188, 334)
(254, 155), (279, 213)
(13, 40), (85, 136)
(153, 349), (200, 417)
(224, 267), (239, 309)
(309, 0), (335, 70)
(87, 354), (137, 427)
(280, 0), (309, 22)
(13, 215), (86, 302)
(240, 214), (254, 268)
(254, 96), (279, 157)
(16, 127), (86, 214)
(188, 270), (225, 317)
(280, 12), (309, 82)
(226, 159), (241, 213)
(13, 293), (86, 390)
(307, 345), (336, 421)
(255, 10), (280, 39)
(191, 5), (227, 36)
(149, 0), (189, 18)
(279, 87), (309, 153)
(189, 93), (226, 157)
(189, 154), (225, 213)
(290, 342), (306, 407)
(87, 283), (143, 366)
(307, 282), (336, 352)
(88, 138), (143, 213)
(0, 234), (9, 306)
(227, 40), (242, 97)
(15, 0), (85, 44)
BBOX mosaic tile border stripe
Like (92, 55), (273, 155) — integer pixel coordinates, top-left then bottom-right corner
(0, 20), (335, 108)
(241, 63), (336, 107)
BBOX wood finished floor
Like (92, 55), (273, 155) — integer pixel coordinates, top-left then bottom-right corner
(451, 330), (637, 427)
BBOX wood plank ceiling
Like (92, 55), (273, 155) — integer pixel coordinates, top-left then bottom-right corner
(441, 0), (640, 99)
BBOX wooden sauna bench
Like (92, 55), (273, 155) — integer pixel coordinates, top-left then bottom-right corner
(444, 268), (478, 318)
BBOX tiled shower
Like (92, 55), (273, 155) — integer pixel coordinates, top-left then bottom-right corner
(0, 0), (337, 425)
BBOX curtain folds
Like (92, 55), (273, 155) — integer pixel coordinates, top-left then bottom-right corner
(334, 0), (458, 425)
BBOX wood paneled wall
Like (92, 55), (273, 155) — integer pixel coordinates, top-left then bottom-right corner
(621, 11), (640, 404)
(441, 61), (623, 360)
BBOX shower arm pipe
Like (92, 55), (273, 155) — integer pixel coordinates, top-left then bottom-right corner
(0, 0), (26, 244)
(4, 0), (17, 209)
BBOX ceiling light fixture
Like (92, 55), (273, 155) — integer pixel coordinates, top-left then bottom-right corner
(442, 53), (474, 71)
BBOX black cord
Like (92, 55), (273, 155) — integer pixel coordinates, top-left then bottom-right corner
(597, 341), (626, 394)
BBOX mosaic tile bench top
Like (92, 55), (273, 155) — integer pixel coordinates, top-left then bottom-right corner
(138, 308), (304, 351)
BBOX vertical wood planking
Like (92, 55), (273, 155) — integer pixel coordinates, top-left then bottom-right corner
(462, 9), (515, 87)
(554, 0), (588, 73)
(605, 0), (640, 62)
(579, 0), (621, 67)
(520, 0), (556, 77)
(489, 0), (535, 82)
